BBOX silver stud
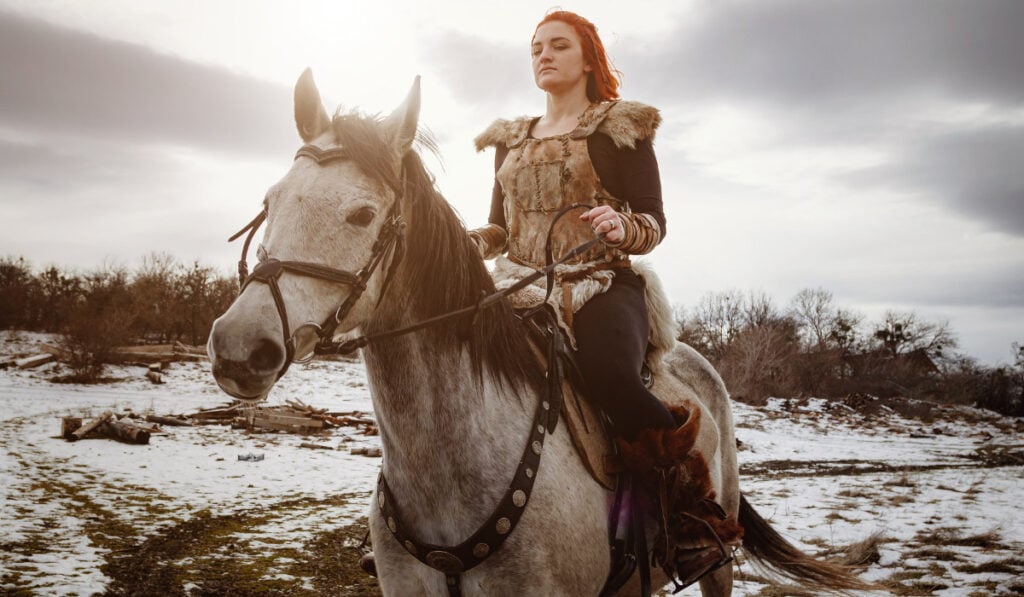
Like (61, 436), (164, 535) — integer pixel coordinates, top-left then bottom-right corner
(404, 540), (417, 554)
(473, 543), (490, 558)
(542, 401), (550, 410)
(378, 493), (386, 508)
(387, 517), (397, 533)
(526, 468), (534, 478)
(513, 490), (527, 508)
(496, 517), (512, 534)
(537, 424), (545, 434)
(532, 440), (542, 455)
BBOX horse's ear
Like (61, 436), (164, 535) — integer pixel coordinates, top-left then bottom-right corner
(294, 68), (330, 142)
(384, 76), (421, 155)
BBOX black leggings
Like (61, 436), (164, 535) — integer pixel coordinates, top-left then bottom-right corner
(572, 270), (675, 440)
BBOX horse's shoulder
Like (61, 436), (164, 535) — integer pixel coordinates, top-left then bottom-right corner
(474, 116), (534, 151)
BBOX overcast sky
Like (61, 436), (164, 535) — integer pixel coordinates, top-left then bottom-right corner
(1, 0), (1021, 365)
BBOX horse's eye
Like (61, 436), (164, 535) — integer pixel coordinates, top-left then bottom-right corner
(347, 207), (376, 227)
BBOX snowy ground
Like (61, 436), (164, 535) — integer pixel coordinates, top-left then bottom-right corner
(1, 330), (1021, 596)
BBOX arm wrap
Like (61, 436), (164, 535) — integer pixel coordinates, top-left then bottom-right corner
(468, 223), (508, 260)
(607, 212), (662, 255)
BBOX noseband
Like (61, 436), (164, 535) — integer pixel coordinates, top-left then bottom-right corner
(228, 143), (406, 380)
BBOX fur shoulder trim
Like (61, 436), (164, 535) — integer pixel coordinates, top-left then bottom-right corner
(474, 117), (534, 151)
(585, 100), (661, 149)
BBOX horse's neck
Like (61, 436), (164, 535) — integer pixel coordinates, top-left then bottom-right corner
(363, 331), (534, 544)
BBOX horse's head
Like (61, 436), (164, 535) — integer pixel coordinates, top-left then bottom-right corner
(208, 69), (420, 400)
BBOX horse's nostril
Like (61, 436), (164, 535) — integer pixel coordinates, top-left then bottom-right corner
(250, 338), (285, 373)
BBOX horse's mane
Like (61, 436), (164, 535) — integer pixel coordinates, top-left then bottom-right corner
(330, 112), (542, 391)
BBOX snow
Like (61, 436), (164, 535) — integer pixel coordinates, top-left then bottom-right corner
(1, 330), (1021, 595)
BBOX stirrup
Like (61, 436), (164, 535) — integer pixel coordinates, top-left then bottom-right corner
(669, 546), (733, 593)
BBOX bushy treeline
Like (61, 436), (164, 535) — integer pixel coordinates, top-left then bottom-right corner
(1, 254), (236, 378)
(677, 288), (1023, 417)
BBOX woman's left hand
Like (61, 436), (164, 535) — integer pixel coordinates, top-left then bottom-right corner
(580, 205), (624, 244)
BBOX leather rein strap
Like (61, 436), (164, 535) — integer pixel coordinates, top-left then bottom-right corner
(229, 143), (406, 380)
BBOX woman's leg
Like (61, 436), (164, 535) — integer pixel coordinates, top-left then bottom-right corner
(572, 270), (674, 440)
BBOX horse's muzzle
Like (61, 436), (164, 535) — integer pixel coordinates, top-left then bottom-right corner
(208, 316), (287, 399)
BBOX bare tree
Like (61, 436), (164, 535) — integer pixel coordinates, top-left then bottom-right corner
(789, 287), (836, 350)
(688, 289), (745, 360)
(743, 290), (780, 329)
(872, 310), (958, 359)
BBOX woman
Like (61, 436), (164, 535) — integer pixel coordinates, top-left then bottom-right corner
(470, 10), (742, 589)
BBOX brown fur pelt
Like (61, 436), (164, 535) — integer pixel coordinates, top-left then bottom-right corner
(474, 100), (661, 151)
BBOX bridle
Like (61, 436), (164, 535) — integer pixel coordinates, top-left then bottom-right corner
(229, 141), (604, 378)
(229, 143), (406, 380)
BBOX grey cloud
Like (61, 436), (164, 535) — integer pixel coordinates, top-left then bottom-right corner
(620, 0), (1024, 109)
(421, 31), (533, 111)
(0, 137), (180, 202)
(0, 10), (295, 155)
(844, 125), (1024, 236)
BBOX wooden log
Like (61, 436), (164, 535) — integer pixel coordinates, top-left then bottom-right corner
(145, 370), (164, 384)
(99, 420), (150, 444)
(0, 357), (16, 369)
(300, 442), (334, 450)
(350, 446), (382, 457)
(253, 413), (324, 433)
(61, 417), (83, 439)
(190, 406), (240, 420)
(69, 411), (113, 441)
(16, 353), (56, 369)
(113, 350), (204, 364)
(145, 414), (192, 427)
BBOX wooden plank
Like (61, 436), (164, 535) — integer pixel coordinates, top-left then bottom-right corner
(145, 415), (192, 427)
(252, 414), (323, 433)
(69, 411), (113, 441)
(16, 353), (55, 369)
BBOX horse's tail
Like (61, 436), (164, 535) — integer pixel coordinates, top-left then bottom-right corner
(738, 494), (879, 594)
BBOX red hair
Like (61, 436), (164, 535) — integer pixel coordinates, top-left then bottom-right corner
(534, 10), (621, 103)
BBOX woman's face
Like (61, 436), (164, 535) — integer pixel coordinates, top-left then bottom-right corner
(531, 20), (591, 95)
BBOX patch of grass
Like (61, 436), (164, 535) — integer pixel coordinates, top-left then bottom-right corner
(835, 488), (873, 499)
(287, 518), (381, 596)
(884, 470), (917, 488)
(970, 445), (1024, 467)
(913, 527), (1004, 550)
(909, 547), (962, 562)
(835, 531), (886, 566)
(889, 493), (916, 506)
(824, 511), (858, 524)
(954, 557), (1024, 575)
